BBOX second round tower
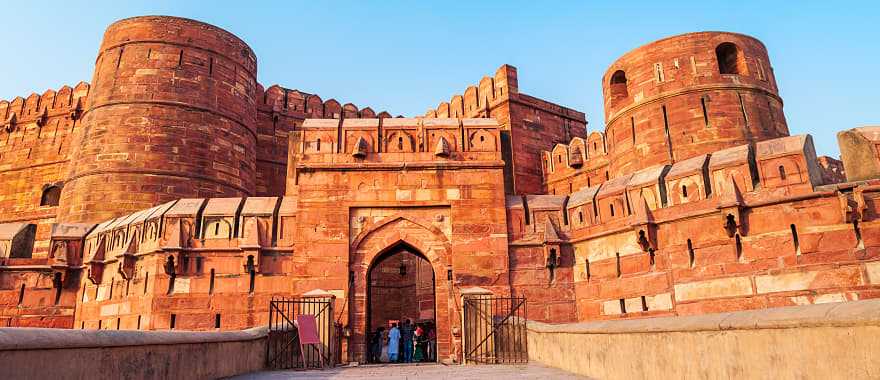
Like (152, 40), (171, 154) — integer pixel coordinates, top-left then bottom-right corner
(601, 32), (788, 177)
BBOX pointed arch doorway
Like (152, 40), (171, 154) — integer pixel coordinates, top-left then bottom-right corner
(366, 241), (436, 363)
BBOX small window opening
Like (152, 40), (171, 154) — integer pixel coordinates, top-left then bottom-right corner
(98, 320), (102, 329)
(40, 185), (61, 206)
(682, 185), (688, 198)
(578, 211), (584, 224)
(137, 315), (142, 330)
(778, 165), (787, 180)
(640, 296), (648, 312)
(398, 136), (403, 150)
(619, 299), (627, 314)
(116, 318), (121, 330)
(790, 224), (800, 256)
(144, 272), (149, 295)
(648, 249), (655, 269)
(610, 204), (615, 217)
(170, 314), (176, 329)
(316, 138), (321, 151)
(609, 70), (628, 99)
(215, 313), (221, 329)
(654, 63), (665, 82)
(716, 42), (745, 75)
(18, 284), (25, 305)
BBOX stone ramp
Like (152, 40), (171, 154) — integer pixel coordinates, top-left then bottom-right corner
(229, 363), (590, 380)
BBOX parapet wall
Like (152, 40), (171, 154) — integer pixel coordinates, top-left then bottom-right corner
(253, 84), (392, 196)
(515, 132), (880, 322)
(528, 299), (880, 379)
(0, 327), (266, 379)
(0, 83), (91, 256)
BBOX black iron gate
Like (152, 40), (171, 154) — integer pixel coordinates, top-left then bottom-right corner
(463, 295), (528, 364)
(266, 296), (339, 370)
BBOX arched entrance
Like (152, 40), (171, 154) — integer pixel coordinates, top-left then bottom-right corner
(366, 242), (436, 363)
(348, 215), (454, 364)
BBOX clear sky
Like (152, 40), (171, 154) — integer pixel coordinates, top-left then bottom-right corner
(1, 1), (876, 157)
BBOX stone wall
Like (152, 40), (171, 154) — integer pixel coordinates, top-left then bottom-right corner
(423, 65), (587, 195)
(0, 326), (266, 379)
(527, 299), (880, 379)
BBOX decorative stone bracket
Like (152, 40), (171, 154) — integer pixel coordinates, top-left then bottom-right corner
(717, 176), (746, 237)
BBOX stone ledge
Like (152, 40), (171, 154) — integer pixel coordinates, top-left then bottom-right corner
(527, 298), (880, 334)
(0, 326), (268, 351)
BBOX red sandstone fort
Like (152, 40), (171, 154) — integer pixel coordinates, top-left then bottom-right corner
(1, 16), (879, 364)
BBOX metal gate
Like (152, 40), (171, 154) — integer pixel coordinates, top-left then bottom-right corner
(463, 295), (528, 364)
(266, 296), (340, 369)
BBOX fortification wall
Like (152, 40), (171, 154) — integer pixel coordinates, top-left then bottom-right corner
(515, 133), (880, 322)
(253, 84), (391, 196)
(602, 32), (788, 178)
(58, 16), (260, 223)
(0, 83), (90, 256)
(422, 65), (588, 195)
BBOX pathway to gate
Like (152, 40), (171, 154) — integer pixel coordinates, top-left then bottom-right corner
(231, 363), (590, 379)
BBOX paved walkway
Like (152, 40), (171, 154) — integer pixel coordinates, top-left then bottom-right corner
(230, 363), (589, 379)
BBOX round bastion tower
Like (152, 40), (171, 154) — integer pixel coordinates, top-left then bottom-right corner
(602, 32), (788, 177)
(58, 16), (258, 222)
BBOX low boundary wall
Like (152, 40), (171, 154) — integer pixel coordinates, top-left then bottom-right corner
(0, 327), (267, 380)
(528, 299), (880, 379)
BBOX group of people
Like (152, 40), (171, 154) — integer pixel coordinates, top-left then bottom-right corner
(369, 319), (436, 363)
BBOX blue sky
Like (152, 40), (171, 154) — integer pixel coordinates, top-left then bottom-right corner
(1, 1), (876, 157)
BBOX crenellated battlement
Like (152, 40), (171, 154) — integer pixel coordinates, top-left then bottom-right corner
(0, 82), (89, 135)
(528, 134), (832, 237)
(257, 84), (393, 120)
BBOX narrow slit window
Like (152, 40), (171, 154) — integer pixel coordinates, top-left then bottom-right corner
(209, 269), (215, 294)
(215, 314), (221, 329)
(687, 239), (695, 268)
(701, 97), (710, 127)
(631, 117), (636, 145)
(735, 234), (743, 261)
(615, 252), (621, 277)
(619, 299), (627, 314)
(778, 165), (787, 180)
(170, 314), (176, 329)
(316, 138), (321, 151)
(641, 296), (648, 312)
(682, 185), (689, 198)
(791, 224), (800, 256)
(585, 259), (591, 281)
(610, 204), (615, 217)
(578, 211), (584, 224)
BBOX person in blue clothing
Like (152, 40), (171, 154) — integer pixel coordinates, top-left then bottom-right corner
(400, 319), (414, 363)
(387, 323), (400, 362)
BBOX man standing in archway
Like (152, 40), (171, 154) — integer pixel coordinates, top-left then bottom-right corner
(387, 323), (400, 362)
(401, 319), (414, 363)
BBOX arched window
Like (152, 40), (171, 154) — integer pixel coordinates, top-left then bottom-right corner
(40, 185), (61, 207)
(716, 42), (746, 75)
(609, 70), (628, 99)
(681, 185), (689, 198)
